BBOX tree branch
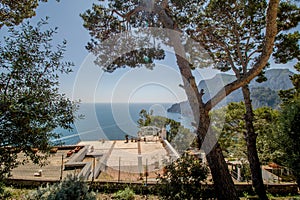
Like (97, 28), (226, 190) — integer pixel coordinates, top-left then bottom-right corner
(208, 30), (240, 76)
(205, 0), (279, 111)
(244, 19), (253, 65)
(112, 6), (145, 22)
(248, 49), (262, 59)
(224, 9), (246, 71)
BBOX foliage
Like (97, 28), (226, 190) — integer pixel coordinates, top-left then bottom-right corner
(185, 0), (299, 76)
(80, 0), (208, 73)
(29, 174), (96, 200)
(241, 162), (252, 182)
(275, 23), (300, 181)
(0, 20), (77, 179)
(112, 187), (135, 200)
(277, 1), (300, 32)
(0, 189), (11, 199)
(191, 1), (298, 198)
(81, 2), (166, 73)
(137, 109), (181, 141)
(279, 62), (300, 102)
(81, 0), (281, 199)
(254, 107), (282, 164)
(274, 1), (300, 64)
(277, 99), (300, 186)
(0, 0), (61, 28)
(0, 181), (9, 198)
(251, 87), (281, 109)
(277, 60), (300, 187)
(157, 154), (208, 200)
(189, 0), (268, 73)
(137, 109), (195, 153)
(211, 102), (247, 158)
(211, 102), (281, 164)
(137, 109), (153, 128)
(0, 186), (34, 200)
(274, 32), (300, 64)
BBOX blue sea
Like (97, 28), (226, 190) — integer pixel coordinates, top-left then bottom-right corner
(55, 103), (193, 145)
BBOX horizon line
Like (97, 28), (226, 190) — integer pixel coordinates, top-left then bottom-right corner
(78, 101), (184, 104)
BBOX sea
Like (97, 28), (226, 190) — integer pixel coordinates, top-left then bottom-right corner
(55, 103), (194, 145)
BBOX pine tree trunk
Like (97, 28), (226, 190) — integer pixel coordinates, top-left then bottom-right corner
(296, 174), (300, 189)
(205, 144), (239, 200)
(242, 85), (268, 200)
(156, 2), (280, 198)
(174, 53), (239, 200)
(156, 12), (238, 199)
(197, 110), (239, 200)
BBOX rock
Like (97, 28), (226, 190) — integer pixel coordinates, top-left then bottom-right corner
(168, 69), (293, 114)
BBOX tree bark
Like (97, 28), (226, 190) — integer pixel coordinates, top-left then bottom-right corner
(296, 174), (300, 190)
(242, 85), (268, 200)
(198, 110), (239, 200)
(155, 1), (279, 199)
(206, 143), (239, 200)
(175, 54), (239, 200)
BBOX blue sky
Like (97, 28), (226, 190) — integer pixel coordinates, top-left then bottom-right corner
(29, 0), (219, 103)
(1, 0), (297, 103)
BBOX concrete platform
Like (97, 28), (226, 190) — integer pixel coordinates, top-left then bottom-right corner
(10, 149), (80, 181)
(9, 140), (170, 183)
(79, 140), (169, 181)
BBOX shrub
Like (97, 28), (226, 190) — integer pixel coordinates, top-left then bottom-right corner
(112, 187), (135, 200)
(156, 154), (209, 200)
(0, 182), (4, 195)
(0, 182), (12, 199)
(29, 174), (96, 200)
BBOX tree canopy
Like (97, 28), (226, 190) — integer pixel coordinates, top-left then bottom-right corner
(278, 98), (300, 187)
(211, 102), (280, 163)
(137, 109), (195, 154)
(0, 20), (77, 179)
(188, 1), (298, 198)
(81, 1), (280, 199)
(0, 0), (60, 28)
(277, 64), (300, 187)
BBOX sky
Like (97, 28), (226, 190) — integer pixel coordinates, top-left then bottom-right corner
(1, 0), (297, 103)
(30, 0), (220, 103)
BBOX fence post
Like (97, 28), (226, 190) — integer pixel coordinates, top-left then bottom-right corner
(118, 157), (121, 182)
(60, 155), (64, 181)
(92, 157), (95, 182)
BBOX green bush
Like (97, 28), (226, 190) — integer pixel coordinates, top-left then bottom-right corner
(0, 182), (12, 199)
(112, 187), (135, 200)
(28, 174), (96, 200)
(0, 181), (4, 194)
(157, 154), (209, 200)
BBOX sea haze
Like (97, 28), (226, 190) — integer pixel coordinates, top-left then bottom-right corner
(55, 103), (193, 145)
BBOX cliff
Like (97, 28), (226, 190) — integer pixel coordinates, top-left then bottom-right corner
(167, 69), (293, 114)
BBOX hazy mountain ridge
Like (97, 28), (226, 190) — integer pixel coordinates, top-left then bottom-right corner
(167, 69), (293, 114)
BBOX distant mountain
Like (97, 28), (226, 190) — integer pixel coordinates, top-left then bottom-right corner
(167, 69), (293, 114)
